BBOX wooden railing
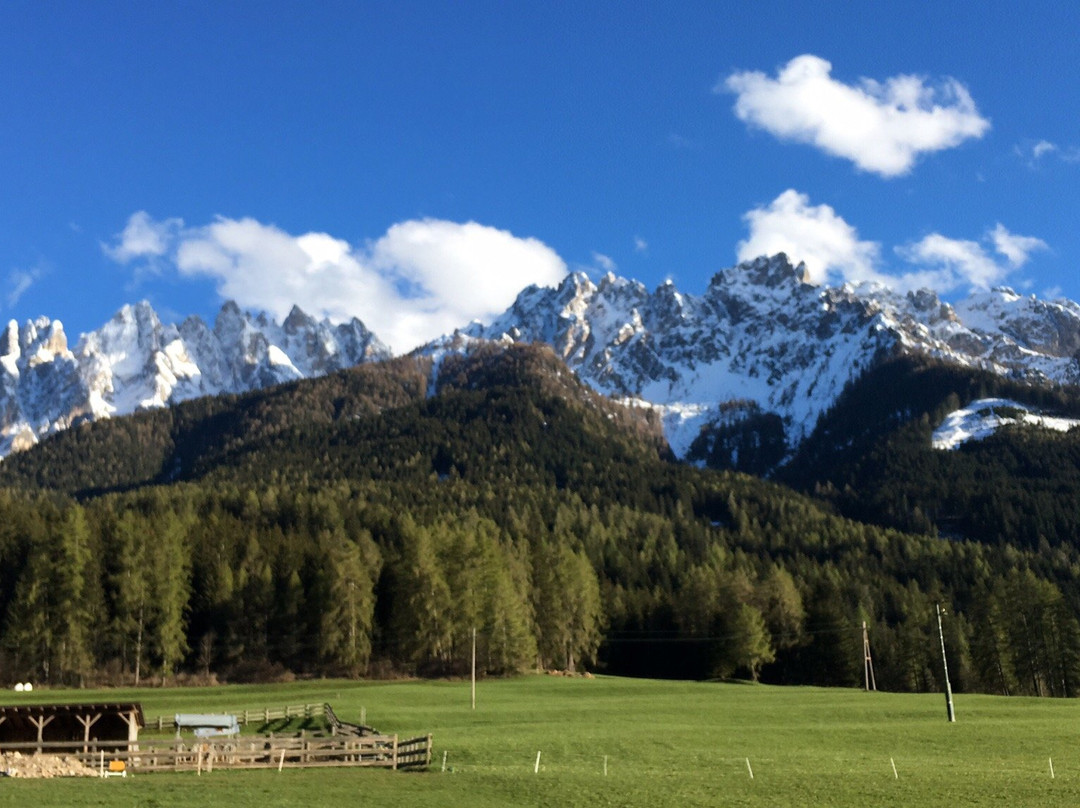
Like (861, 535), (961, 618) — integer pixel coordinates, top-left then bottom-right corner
(323, 702), (376, 736)
(0, 734), (433, 773)
(147, 703), (325, 732)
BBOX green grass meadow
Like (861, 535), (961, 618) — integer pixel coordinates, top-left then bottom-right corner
(3, 675), (1080, 806)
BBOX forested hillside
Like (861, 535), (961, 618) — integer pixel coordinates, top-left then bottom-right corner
(782, 356), (1080, 546)
(2, 344), (1080, 698)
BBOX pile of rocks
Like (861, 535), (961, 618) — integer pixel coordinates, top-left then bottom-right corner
(0, 751), (95, 778)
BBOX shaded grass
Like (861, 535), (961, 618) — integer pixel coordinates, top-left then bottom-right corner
(2, 676), (1080, 806)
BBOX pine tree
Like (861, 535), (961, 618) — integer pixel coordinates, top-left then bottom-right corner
(106, 510), (151, 684)
(317, 529), (381, 674)
(52, 506), (96, 684)
(148, 512), (192, 681)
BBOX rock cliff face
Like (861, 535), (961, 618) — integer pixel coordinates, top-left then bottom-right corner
(0, 301), (388, 456)
(3, 252), (1079, 461)
(429, 254), (1080, 457)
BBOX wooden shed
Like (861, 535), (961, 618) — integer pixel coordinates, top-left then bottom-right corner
(0, 703), (144, 751)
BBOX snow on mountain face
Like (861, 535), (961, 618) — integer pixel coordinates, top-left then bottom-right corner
(857, 284), (1080, 386)
(430, 254), (1080, 459)
(438, 255), (890, 456)
(3, 252), (1078, 464)
(932, 398), (1080, 450)
(0, 302), (389, 456)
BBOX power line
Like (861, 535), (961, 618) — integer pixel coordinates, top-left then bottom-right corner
(601, 624), (863, 644)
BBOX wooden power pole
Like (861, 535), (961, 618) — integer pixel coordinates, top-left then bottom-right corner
(862, 621), (877, 692)
(936, 603), (956, 722)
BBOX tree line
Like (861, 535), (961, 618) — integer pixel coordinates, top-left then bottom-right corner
(1, 473), (1079, 696)
(0, 344), (1079, 695)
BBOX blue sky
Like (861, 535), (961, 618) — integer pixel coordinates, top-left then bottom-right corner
(3, 1), (1079, 353)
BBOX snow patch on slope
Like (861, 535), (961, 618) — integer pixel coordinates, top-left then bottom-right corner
(618, 398), (712, 459)
(932, 398), (1080, 450)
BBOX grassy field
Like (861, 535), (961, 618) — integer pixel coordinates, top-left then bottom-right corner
(2, 675), (1080, 806)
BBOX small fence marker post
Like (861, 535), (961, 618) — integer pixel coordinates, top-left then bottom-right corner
(442, 750), (448, 772)
(891, 758), (898, 779)
(745, 757), (754, 779)
(535, 750), (542, 774)
(278, 749), (285, 772)
(1050, 757), (1055, 779)
(603, 755), (608, 776)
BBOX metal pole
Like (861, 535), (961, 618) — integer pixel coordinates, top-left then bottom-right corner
(936, 603), (956, 722)
(471, 627), (477, 710)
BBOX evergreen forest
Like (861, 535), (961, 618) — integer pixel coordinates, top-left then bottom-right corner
(2, 344), (1080, 698)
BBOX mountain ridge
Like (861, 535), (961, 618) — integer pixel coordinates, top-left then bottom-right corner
(3, 252), (1079, 462)
(441, 254), (1080, 459)
(0, 300), (388, 456)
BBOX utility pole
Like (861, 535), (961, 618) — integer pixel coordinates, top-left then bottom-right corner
(862, 621), (877, 692)
(936, 603), (956, 722)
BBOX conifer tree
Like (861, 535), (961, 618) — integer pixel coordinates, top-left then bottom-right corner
(148, 512), (192, 681)
(317, 529), (381, 674)
(106, 510), (151, 684)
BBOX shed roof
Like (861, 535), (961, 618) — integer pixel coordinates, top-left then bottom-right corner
(0, 703), (145, 726)
(0, 703), (146, 747)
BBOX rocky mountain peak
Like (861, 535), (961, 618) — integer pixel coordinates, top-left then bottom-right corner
(708, 253), (813, 293)
(283, 305), (316, 334)
(0, 300), (388, 456)
(446, 252), (1080, 463)
(2, 251), (1078, 466)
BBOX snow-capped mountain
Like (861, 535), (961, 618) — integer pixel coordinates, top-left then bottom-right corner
(0, 301), (388, 455)
(3, 252), (1079, 462)
(429, 254), (1080, 458)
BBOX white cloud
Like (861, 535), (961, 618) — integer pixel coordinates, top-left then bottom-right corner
(739, 190), (1046, 294)
(990, 223), (1047, 267)
(737, 189), (881, 284)
(366, 219), (567, 348)
(1032, 140), (1058, 160)
(722, 55), (990, 177)
(6, 265), (47, 309)
(897, 234), (1005, 289)
(1017, 139), (1080, 167)
(109, 215), (567, 354)
(634, 236), (648, 253)
(591, 252), (616, 272)
(898, 224), (1046, 291)
(103, 211), (183, 263)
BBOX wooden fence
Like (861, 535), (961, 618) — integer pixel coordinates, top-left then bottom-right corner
(146, 703), (326, 732)
(0, 734), (432, 773)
